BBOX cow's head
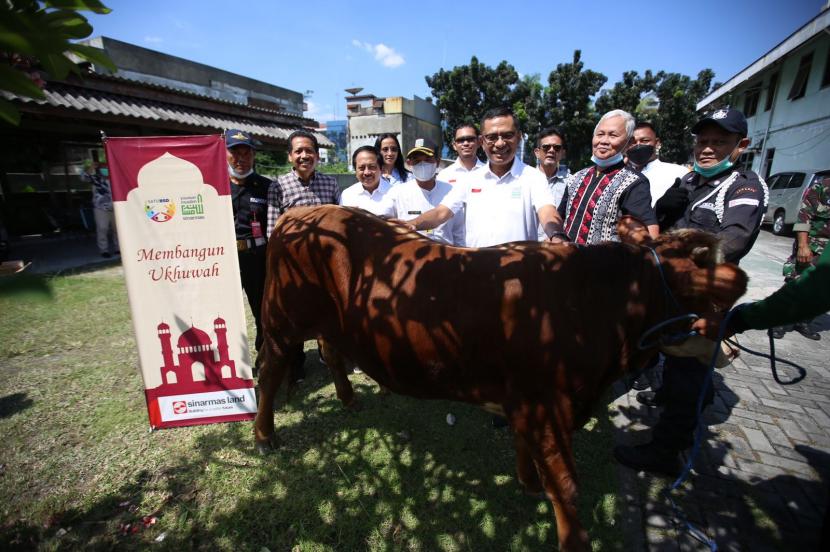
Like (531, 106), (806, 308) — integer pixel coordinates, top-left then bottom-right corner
(618, 216), (748, 314)
(618, 216), (748, 364)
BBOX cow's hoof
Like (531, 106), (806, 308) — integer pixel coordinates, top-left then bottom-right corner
(255, 434), (279, 455)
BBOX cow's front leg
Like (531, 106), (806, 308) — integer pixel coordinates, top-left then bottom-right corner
(514, 403), (589, 552)
(318, 339), (358, 409)
(254, 336), (291, 454)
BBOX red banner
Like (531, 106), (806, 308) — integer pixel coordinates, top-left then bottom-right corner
(105, 134), (256, 429)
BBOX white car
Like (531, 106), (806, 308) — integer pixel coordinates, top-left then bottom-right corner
(762, 169), (829, 235)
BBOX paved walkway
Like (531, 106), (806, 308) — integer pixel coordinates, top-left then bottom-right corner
(5, 232), (119, 274)
(612, 230), (830, 551)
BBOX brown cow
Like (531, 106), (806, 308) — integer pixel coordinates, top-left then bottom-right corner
(255, 205), (747, 551)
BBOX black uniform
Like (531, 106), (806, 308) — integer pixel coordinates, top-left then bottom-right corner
(232, 172), (272, 352)
(654, 168), (768, 451)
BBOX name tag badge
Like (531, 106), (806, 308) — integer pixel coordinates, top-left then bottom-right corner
(250, 197), (267, 205)
(471, 188), (482, 193)
(251, 220), (263, 239)
(407, 210), (422, 215)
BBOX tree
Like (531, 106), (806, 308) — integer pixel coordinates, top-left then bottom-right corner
(653, 69), (715, 164)
(0, 0), (115, 125)
(594, 70), (662, 118)
(426, 56), (523, 152)
(543, 50), (607, 169)
(511, 73), (545, 164)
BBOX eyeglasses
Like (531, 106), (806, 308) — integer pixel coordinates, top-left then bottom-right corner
(454, 135), (478, 144)
(539, 143), (563, 153)
(482, 132), (517, 145)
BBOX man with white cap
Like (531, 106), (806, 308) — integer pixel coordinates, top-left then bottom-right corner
(386, 137), (464, 245)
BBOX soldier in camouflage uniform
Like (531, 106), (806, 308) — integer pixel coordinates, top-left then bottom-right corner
(774, 173), (830, 340)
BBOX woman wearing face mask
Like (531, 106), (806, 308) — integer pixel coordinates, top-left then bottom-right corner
(374, 133), (410, 186)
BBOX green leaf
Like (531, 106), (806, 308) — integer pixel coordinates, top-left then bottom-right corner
(0, 97), (22, 126)
(68, 43), (116, 72)
(43, 10), (93, 39)
(45, 0), (112, 14)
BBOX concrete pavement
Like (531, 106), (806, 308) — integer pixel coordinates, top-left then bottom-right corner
(612, 229), (830, 551)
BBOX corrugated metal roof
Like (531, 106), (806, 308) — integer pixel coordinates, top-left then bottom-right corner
(3, 81), (333, 148)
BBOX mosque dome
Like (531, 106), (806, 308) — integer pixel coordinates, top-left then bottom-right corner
(177, 326), (212, 349)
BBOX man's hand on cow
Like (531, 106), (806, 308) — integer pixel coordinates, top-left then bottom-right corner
(387, 218), (418, 232)
(691, 313), (736, 339)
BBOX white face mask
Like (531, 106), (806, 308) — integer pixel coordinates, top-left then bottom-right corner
(228, 163), (253, 179)
(412, 161), (436, 182)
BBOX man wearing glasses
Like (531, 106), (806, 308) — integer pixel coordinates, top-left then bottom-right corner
(534, 127), (568, 208)
(437, 124), (485, 186)
(405, 106), (566, 247)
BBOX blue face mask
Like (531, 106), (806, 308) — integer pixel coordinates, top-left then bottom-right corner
(592, 152), (624, 168)
(693, 156), (734, 178)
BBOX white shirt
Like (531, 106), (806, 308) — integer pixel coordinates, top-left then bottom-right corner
(441, 157), (556, 248)
(385, 168), (409, 187)
(640, 159), (690, 206)
(387, 179), (464, 245)
(437, 158), (485, 186)
(339, 178), (395, 216)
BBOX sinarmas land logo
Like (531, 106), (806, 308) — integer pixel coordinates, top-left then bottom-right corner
(145, 198), (176, 222)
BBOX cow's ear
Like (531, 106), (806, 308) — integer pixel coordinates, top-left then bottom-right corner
(617, 215), (652, 246)
(688, 263), (748, 310)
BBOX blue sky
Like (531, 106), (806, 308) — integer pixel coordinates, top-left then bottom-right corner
(86, 0), (826, 123)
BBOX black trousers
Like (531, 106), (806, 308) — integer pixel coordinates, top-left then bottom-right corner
(238, 246), (266, 352)
(652, 355), (715, 451)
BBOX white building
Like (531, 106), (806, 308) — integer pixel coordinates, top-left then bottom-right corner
(696, 4), (830, 177)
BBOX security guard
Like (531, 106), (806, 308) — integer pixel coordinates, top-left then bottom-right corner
(615, 108), (769, 476)
(226, 129), (271, 353)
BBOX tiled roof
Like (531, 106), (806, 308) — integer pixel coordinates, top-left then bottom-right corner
(4, 79), (332, 148)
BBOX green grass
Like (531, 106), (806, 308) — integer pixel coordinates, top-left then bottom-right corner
(0, 266), (623, 551)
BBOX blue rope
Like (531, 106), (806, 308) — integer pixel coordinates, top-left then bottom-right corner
(637, 252), (808, 550)
(658, 307), (742, 552)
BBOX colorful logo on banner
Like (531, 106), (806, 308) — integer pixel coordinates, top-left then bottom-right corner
(145, 198), (176, 222)
(105, 134), (256, 430)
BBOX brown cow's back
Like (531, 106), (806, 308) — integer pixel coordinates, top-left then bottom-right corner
(264, 205), (662, 408)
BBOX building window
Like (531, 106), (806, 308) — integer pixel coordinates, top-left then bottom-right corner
(822, 51), (830, 88)
(787, 52), (813, 100)
(763, 148), (775, 180)
(765, 72), (778, 111)
(743, 85), (761, 117)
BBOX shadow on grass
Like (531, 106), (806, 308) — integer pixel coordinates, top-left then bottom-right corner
(0, 273), (53, 300)
(0, 393), (33, 419)
(0, 357), (621, 551)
